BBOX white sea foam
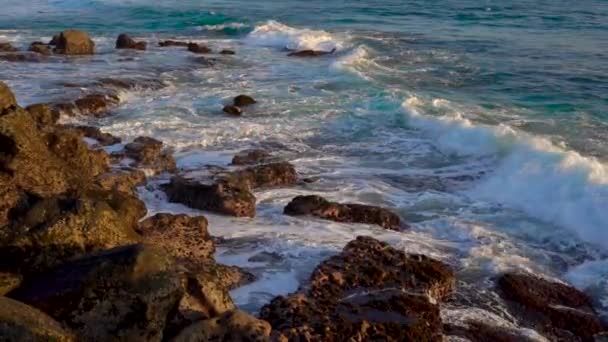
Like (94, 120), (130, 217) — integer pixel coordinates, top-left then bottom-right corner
(403, 97), (608, 250)
(195, 23), (249, 31)
(247, 20), (344, 51)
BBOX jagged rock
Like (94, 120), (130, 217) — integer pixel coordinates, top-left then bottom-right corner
(187, 43), (211, 54)
(0, 42), (17, 52)
(172, 310), (271, 342)
(163, 177), (256, 217)
(0, 297), (75, 341)
(28, 42), (51, 55)
(222, 105), (242, 116)
(0, 272), (22, 295)
(122, 136), (176, 174)
(138, 213), (215, 265)
(220, 49), (235, 55)
(498, 273), (607, 341)
(9, 244), (183, 342)
(0, 81), (17, 111)
(116, 33), (146, 50)
(0, 193), (141, 272)
(74, 93), (120, 117)
(231, 149), (271, 166)
(202, 263), (255, 291)
(25, 103), (59, 127)
(94, 169), (146, 194)
(285, 195), (403, 230)
(220, 162), (297, 190)
(287, 48), (336, 57)
(68, 125), (121, 146)
(260, 236), (455, 341)
(159, 40), (190, 47)
(233, 95), (256, 107)
(53, 30), (95, 55)
(46, 128), (110, 177)
(82, 187), (147, 230)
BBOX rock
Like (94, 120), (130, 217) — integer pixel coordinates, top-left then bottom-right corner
(0, 194), (141, 272)
(123, 136), (177, 174)
(172, 310), (271, 342)
(203, 263), (255, 290)
(53, 30), (95, 55)
(163, 177), (256, 217)
(220, 162), (297, 190)
(287, 48), (336, 57)
(222, 105), (242, 116)
(498, 273), (607, 341)
(0, 297), (75, 341)
(138, 213), (215, 266)
(0, 272), (22, 295)
(220, 49), (235, 55)
(444, 321), (541, 342)
(98, 77), (165, 91)
(0, 42), (17, 52)
(233, 95), (256, 107)
(25, 103), (59, 127)
(0, 52), (45, 63)
(45, 128), (111, 179)
(94, 169), (146, 194)
(159, 40), (190, 47)
(231, 149), (271, 165)
(0, 175), (27, 229)
(68, 125), (121, 146)
(187, 43), (211, 54)
(74, 93), (119, 117)
(0, 81), (17, 111)
(9, 244), (183, 342)
(284, 195), (403, 230)
(48, 35), (60, 46)
(28, 42), (51, 55)
(82, 187), (147, 230)
(116, 33), (146, 50)
(248, 251), (282, 263)
(260, 236), (454, 341)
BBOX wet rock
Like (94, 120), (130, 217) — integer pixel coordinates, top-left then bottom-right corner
(94, 168), (146, 194)
(53, 30), (95, 55)
(0, 272), (22, 295)
(220, 49), (235, 55)
(116, 33), (146, 50)
(0, 175), (26, 229)
(138, 213), (215, 265)
(98, 77), (165, 91)
(0, 52), (45, 63)
(74, 93), (120, 117)
(25, 103), (59, 127)
(48, 35), (60, 46)
(172, 310), (271, 342)
(444, 321), (541, 342)
(231, 149), (271, 165)
(260, 236), (454, 341)
(223, 105), (242, 116)
(163, 177), (256, 217)
(287, 48), (336, 57)
(203, 263), (255, 290)
(0, 42), (17, 52)
(221, 162), (297, 190)
(498, 272), (607, 341)
(285, 195), (403, 230)
(28, 41), (51, 55)
(187, 42), (211, 54)
(0, 81), (17, 111)
(68, 125), (121, 146)
(248, 251), (282, 263)
(0, 297), (75, 341)
(159, 40), (190, 47)
(0, 194), (141, 272)
(9, 244), (183, 342)
(233, 94), (256, 107)
(123, 136), (177, 174)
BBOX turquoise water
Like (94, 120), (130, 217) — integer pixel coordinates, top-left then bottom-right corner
(1, 0), (608, 326)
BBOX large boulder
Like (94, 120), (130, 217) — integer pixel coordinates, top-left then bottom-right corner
(9, 244), (184, 342)
(172, 310), (271, 342)
(53, 30), (95, 55)
(284, 195), (403, 230)
(498, 273), (607, 341)
(0, 81), (17, 111)
(0, 297), (75, 341)
(163, 177), (256, 217)
(220, 162), (297, 191)
(116, 33), (146, 50)
(122, 136), (177, 174)
(260, 236), (455, 341)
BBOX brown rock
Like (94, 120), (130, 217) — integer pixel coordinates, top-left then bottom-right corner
(231, 149), (271, 165)
(0, 42), (17, 52)
(28, 42), (51, 55)
(25, 103), (59, 127)
(233, 94), (256, 107)
(163, 177), (256, 217)
(0, 52), (45, 63)
(116, 33), (146, 50)
(0, 81), (17, 111)
(0, 297), (75, 341)
(68, 125), (121, 146)
(98, 77), (165, 90)
(122, 136), (177, 174)
(285, 195), (403, 230)
(9, 244), (183, 342)
(220, 49), (235, 55)
(187, 43), (211, 54)
(172, 310), (271, 342)
(223, 105), (242, 116)
(94, 168), (146, 194)
(221, 162), (297, 190)
(53, 30), (95, 55)
(74, 93), (119, 117)
(287, 48), (336, 57)
(159, 40), (190, 47)
(260, 236), (454, 341)
(0, 272), (22, 295)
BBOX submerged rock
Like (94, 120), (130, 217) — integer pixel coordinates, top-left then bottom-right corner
(222, 105), (242, 116)
(260, 236), (454, 341)
(116, 33), (146, 50)
(284, 195), (403, 230)
(287, 48), (336, 57)
(28, 42), (51, 55)
(9, 244), (183, 342)
(231, 149), (271, 166)
(53, 30), (95, 55)
(172, 310), (271, 342)
(0, 297), (75, 341)
(98, 77), (165, 91)
(220, 49), (235, 55)
(159, 40), (190, 47)
(187, 42), (211, 54)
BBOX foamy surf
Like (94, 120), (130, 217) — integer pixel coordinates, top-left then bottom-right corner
(247, 20), (345, 51)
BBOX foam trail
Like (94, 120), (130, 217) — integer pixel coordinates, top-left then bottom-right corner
(247, 20), (343, 51)
(403, 97), (608, 250)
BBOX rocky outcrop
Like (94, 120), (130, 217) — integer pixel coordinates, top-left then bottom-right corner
(187, 43), (211, 54)
(53, 30), (95, 55)
(0, 297), (75, 341)
(25, 103), (59, 127)
(498, 273), (607, 341)
(0, 42), (17, 52)
(0, 81), (17, 111)
(287, 48), (336, 57)
(97, 77), (165, 91)
(220, 162), (297, 190)
(52, 93), (120, 117)
(116, 33), (146, 50)
(159, 40), (190, 47)
(284, 195), (403, 230)
(120, 136), (177, 174)
(94, 168), (146, 194)
(163, 177), (256, 217)
(9, 244), (184, 342)
(28, 42), (51, 55)
(69, 125), (121, 146)
(0, 272), (22, 295)
(172, 310), (271, 342)
(231, 149), (271, 165)
(260, 236), (454, 341)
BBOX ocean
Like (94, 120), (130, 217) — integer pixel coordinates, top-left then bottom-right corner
(1, 0), (607, 330)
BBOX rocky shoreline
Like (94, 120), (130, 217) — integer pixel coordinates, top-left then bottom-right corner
(1, 30), (607, 341)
